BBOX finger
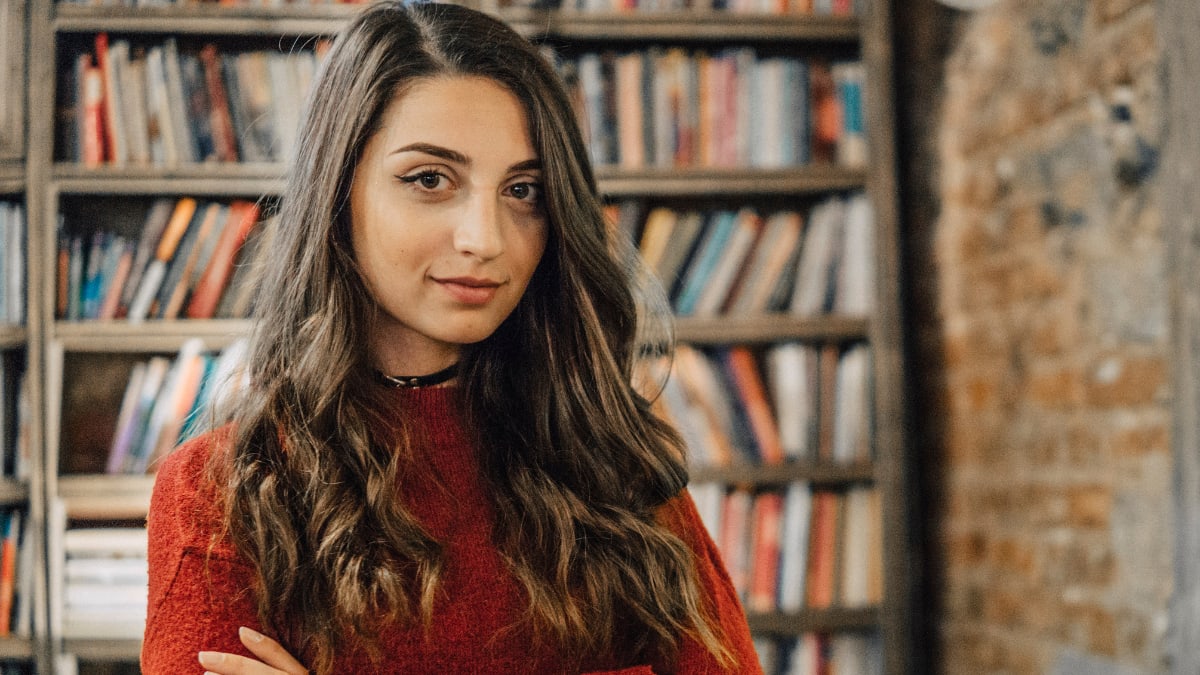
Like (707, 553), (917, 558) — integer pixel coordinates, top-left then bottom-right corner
(197, 650), (285, 675)
(239, 626), (308, 674)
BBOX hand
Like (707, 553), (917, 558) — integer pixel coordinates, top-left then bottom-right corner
(197, 626), (308, 675)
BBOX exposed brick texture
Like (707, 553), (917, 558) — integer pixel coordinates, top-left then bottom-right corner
(930, 0), (1170, 672)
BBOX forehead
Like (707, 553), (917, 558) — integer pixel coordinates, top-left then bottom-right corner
(370, 76), (536, 158)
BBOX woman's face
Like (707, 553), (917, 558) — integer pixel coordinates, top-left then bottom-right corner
(349, 76), (549, 374)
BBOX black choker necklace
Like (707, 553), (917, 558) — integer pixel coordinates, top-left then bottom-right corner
(374, 363), (458, 389)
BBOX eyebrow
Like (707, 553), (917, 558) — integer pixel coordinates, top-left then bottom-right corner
(390, 142), (541, 173)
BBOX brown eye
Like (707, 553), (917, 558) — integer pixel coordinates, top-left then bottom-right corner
(399, 170), (448, 190)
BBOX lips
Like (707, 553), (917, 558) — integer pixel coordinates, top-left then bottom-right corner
(434, 276), (503, 305)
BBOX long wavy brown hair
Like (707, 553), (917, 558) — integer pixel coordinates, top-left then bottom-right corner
(216, 2), (735, 673)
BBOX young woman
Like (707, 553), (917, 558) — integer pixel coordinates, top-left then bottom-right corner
(141, 2), (762, 673)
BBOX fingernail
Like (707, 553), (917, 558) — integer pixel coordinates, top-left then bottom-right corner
(198, 651), (223, 667)
(240, 625), (265, 642)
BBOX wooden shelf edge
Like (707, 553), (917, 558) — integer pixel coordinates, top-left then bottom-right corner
(0, 635), (35, 660)
(57, 475), (155, 520)
(0, 326), (26, 351)
(55, 5), (356, 36)
(690, 461), (874, 486)
(60, 638), (142, 662)
(53, 320), (253, 352)
(747, 606), (879, 634)
(0, 163), (22, 193)
(597, 166), (866, 197)
(0, 479), (30, 506)
(505, 10), (860, 42)
(52, 164), (285, 196)
(674, 314), (868, 344)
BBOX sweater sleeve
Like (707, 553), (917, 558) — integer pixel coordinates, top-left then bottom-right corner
(655, 488), (764, 675)
(141, 431), (268, 675)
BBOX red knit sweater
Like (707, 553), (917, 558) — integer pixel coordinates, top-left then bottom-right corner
(142, 386), (762, 674)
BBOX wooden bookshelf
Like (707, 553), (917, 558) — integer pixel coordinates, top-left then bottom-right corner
(20, 1), (912, 672)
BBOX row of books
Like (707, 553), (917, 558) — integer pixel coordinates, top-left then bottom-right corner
(61, 34), (325, 167)
(0, 358), (29, 482)
(552, 0), (856, 14)
(559, 50), (864, 169)
(0, 203), (24, 326)
(660, 342), (869, 466)
(102, 338), (246, 476)
(692, 482), (880, 613)
(0, 510), (33, 639)
(755, 632), (881, 675)
(615, 192), (873, 318)
(56, 197), (263, 321)
(50, 521), (148, 640)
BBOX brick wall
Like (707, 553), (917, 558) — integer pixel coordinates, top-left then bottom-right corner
(929, 1), (1171, 672)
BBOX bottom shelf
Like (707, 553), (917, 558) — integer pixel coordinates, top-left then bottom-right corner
(748, 606), (878, 635)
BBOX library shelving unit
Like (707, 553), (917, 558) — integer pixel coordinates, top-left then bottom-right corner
(3, 1), (45, 674)
(23, 1), (911, 673)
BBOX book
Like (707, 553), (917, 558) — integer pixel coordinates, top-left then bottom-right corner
(107, 357), (170, 475)
(723, 346), (784, 464)
(120, 198), (176, 315)
(724, 210), (804, 315)
(777, 481), (813, 612)
(674, 211), (737, 315)
(832, 344), (871, 464)
(79, 54), (106, 167)
(127, 197), (198, 321)
(95, 33), (128, 165)
(0, 511), (20, 635)
(746, 492), (783, 612)
(199, 44), (239, 163)
(158, 202), (225, 319)
(692, 208), (762, 316)
(119, 45), (151, 165)
(186, 200), (260, 319)
(767, 342), (818, 460)
(162, 38), (197, 164)
(805, 490), (840, 609)
(105, 362), (148, 474)
(790, 196), (845, 316)
(834, 192), (874, 315)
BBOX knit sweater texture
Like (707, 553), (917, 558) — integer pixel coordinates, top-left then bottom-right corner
(142, 386), (762, 674)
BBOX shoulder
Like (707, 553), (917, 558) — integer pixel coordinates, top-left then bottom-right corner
(148, 425), (236, 557)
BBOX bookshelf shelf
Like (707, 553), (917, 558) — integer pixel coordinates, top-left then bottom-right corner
(596, 166), (866, 198)
(674, 315), (867, 344)
(0, 163), (22, 193)
(747, 607), (878, 635)
(53, 320), (252, 352)
(0, 327), (25, 351)
(690, 461), (874, 487)
(0, 480), (30, 507)
(503, 10), (859, 43)
(57, 474), (153, 520)
(60, 638), (142, 662)
(0, 636), (35, 660)
(52, 165), (286, 196)
(54, 5), (354, 36)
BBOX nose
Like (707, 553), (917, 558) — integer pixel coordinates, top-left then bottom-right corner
(454, 193), (505, 261)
